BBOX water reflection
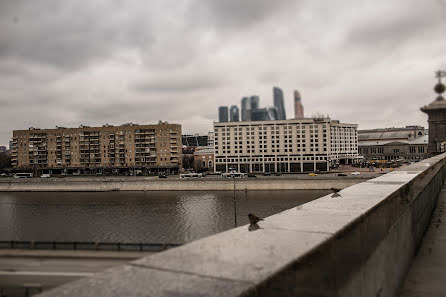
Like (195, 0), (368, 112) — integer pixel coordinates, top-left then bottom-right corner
(0, 190), (328, 244)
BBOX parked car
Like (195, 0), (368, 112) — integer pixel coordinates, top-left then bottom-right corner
(159, 174), (168, 179)
(262, 172), (271, 176)
(309, 173), (317, 176)
(40, 174), (51, 178)
(72, 172), (80, 176)
(275, 172), (282, 176)
(0, 173), (7, 177)
(248, 174), (257, 178)
(337, 173), (348, 177)
(351, 172), (361, 175)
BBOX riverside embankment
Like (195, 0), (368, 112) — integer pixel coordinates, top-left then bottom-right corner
(0, 174), (378, 192)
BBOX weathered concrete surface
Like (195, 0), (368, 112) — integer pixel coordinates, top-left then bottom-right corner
(0, 176), (372, 192)
(399, 184), (446, 297)
(35, 153), (446, 297)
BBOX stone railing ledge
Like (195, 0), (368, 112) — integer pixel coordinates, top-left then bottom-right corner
(38, 153), (446, 297)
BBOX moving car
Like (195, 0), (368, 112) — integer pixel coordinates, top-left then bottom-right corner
(40, 174), (51, 178)
(337, 173), (347, 176)
(309, 173), (317, 176)
(351, 172), (361, 175)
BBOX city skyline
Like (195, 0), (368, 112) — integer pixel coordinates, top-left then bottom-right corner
(0, 0), (445, 146)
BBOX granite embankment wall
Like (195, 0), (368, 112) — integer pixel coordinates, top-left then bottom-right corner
(37, 154), (446, 297)
(0, 176), (373, 192)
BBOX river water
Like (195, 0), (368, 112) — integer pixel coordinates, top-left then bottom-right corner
(0, 190), (329, 244)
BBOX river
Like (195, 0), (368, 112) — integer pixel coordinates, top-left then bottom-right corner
(0, 190), (329, 244)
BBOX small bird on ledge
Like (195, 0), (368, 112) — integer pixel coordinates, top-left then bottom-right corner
(331, 187), (342, 198)
(248, 213), (264, 225)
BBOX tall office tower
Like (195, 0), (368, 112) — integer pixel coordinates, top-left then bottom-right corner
(230, 105), (240, 122)
(241, 97), (250, 121)
(294, 90), (304, 119)
(250, 96), (260, 111)
(267, 106), (278, 120)
(218, 106), (229, 122)
(251, 108), (269, 121)
(273, 87), (286, 120)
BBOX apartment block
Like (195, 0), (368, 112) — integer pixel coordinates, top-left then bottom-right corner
(214, 118), (358, 173)
(11, 122), (182, 173)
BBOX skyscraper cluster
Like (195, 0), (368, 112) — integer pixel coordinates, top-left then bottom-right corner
(218, 87), (304, 122)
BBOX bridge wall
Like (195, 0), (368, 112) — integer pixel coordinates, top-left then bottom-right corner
(37, 153), (446, 297)
(0, 176), (370, 191)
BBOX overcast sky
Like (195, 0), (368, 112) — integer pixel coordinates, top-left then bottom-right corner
(0, 0), (445, 146)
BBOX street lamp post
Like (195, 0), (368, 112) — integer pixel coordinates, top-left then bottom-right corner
(229, 167), (237, 228)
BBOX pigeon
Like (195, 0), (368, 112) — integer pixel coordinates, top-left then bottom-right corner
(331, 187), (342, 198)
(248, 213), (264, 225)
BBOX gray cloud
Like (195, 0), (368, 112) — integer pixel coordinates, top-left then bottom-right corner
(0, 0), (445, 146)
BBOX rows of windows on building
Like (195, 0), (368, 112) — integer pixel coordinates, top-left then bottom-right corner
(358, 126), (429, 162)
(218, 87), (305, 123)
(11, 122), (182, 174)
(213, 118), (358, 173)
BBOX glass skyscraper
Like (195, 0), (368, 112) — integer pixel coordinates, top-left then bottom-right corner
(241, 97), (250, 121)
(229, 105), (240, 122)
(250, 96), (259, 111)
(218, 106), (229, 122)
(273, 87), (286, 120)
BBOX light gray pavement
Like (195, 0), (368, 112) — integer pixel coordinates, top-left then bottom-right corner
(0, 250), (151, 294)
(399, 183), (446, 297)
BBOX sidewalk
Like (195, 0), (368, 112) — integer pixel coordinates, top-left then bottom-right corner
(399, 183), (446, 296)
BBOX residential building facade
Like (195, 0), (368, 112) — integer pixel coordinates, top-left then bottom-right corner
(214, 118), (358, 173)
(11, 122), (182, 174)
(207, 132), (214, 147)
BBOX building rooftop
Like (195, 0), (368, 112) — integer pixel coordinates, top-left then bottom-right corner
(358, 126), (427, 142)
(359, 135), (428, 147)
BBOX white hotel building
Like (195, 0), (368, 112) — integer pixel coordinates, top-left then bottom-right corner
(214, 118), (358, 173)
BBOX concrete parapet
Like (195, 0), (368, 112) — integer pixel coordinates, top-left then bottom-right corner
(0, 176), (371, 192)
(36, 153), (446, 297)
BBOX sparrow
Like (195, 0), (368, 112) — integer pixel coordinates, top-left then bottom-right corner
(248, 213), (264, 225)
(331, 187), (342, 198)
